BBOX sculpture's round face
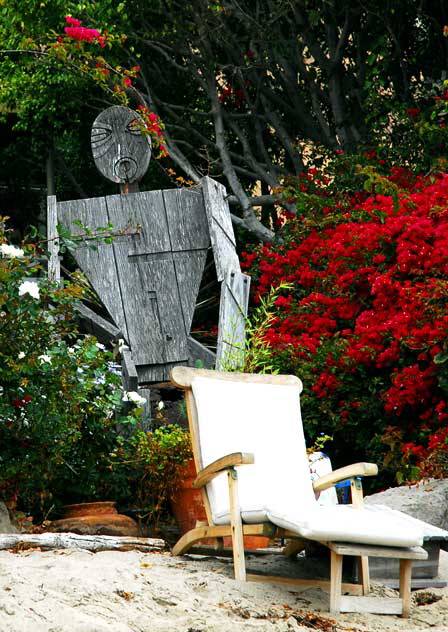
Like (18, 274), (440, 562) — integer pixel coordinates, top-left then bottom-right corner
(91, 106), (151, 184)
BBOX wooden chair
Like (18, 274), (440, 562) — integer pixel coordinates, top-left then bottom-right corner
(170, 367), (427, 617)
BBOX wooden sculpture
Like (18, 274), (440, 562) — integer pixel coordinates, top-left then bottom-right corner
(47, 106), (250, 390)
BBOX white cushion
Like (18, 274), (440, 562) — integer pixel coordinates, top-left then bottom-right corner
(191, 377), (315, 524)
(191, 375), (424, 548)
(267, 504), (423, 547)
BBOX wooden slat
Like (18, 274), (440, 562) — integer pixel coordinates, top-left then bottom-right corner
(187, 336), (216, 369)
(121, 345), (138, 392)
(162, 188), (210, 251)
(172, 523), (275, 555)
(312, 462), (378, 492)
(106, 193), (173, 366)
(170, 366), (303, 389)
(349, 478), (370, 595)
(330, 551), (343, 614)
(201, 177), (240, 281)
(227, 468), (246, 580)
(57, 197), (129, 342)
(171, 249), (208, 333)
(339, 596), (403, 614)
(216, 270), (251, 370)
(399, 559), (413, 618)
(193, 452), (255, 488)
(47, 195), (60, 282)
(329, 542), (428, 560)
(76, 302), (121, 342)
(246, 574), (363, 596)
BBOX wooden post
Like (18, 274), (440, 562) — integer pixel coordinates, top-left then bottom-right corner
(350, 478), (370, 594)
(330, 550), (343, 614)
(227, 467), (246, 581)
(216, 270), (251, 370)
(47, 195), (60, 282)
(399, 559), (413, 617)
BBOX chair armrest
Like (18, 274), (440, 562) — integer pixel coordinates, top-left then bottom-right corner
(193, 452), (255, 488)
(312, 462), (378, 493)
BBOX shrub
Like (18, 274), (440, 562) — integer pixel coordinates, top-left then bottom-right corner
(243, 170), (448, 485)
(0, 219), (143, 517)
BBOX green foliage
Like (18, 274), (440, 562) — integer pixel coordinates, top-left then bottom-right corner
(0, 218), (146, 517)
(114, 424), (192, 526)
(219, 281), (292, 374)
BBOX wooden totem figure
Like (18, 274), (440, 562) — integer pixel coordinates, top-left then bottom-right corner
(47, 105), (250, 390)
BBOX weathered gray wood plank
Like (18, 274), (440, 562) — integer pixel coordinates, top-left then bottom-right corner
(57, 197), (129, 343)
(187, 336), (216, 369)
(106, 193), (189, 367)
(47, 195), (60, 282)
(76, 302), (121, 343)
(201, 177), (240, 281)
(216, 271), (251, 370)
(121, 345), (139, 392)
(137, 361), (188, 384)
(162, 187), (210, 250)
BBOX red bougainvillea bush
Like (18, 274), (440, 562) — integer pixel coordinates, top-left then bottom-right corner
(243, 169), (448, 485)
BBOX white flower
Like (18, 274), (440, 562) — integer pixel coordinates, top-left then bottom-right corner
(117, 339), (126, 351)
(122, 391), (147, 406)
(157, 400), (165, 411)
(38, 354), (52, 364)
(18, 280), (40, 300)
(18, 351), (25, 360)
(0, 243), (24, 258)
(68, 347), (76, 354)
(96, 342), (106, 350)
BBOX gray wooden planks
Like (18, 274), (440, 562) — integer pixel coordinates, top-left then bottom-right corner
(201, 177), (240, 281)
(47, 195), (60, 282)
(216, 270), (251, 370)
(54, 177), (248, 383)
(57, 196), (129, 342)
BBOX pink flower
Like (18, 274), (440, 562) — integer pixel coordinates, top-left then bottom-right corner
(64, 26), (103, 44)
(65, 16), (82, 27)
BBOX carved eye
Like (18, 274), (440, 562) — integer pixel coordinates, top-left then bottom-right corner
(127, 120), (142, 136)
(91, 125), (112, 144)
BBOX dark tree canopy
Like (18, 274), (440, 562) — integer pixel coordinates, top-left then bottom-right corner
(1, 0), (448, 240)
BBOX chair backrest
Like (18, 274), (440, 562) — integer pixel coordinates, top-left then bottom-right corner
(171, 367), (317, 525)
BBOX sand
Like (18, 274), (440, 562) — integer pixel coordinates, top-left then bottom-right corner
(0, 546), (446, 632)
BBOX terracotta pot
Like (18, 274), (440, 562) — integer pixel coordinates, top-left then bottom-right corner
(50, 501), (140, 537)
(170, 460), (212, 545)
(171, 460), (270, 550)
(62, 501), (118, 519)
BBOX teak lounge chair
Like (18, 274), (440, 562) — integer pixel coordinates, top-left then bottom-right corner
(170, 367), (427, 617)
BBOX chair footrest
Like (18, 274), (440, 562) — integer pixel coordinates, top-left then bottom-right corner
(328, 542), (427, 560)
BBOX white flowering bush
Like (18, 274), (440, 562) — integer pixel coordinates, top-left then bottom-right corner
(0, 220), (143, 517)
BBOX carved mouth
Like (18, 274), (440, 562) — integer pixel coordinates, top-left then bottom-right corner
(114, 157), (138, 182)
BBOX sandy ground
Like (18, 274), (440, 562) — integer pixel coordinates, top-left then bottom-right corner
(0, 545), (447, 632)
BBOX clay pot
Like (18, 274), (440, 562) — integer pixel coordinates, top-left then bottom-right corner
(171, 460), (270, 550)
(50, 501), (140, 537)
(62, 501), (118, 519)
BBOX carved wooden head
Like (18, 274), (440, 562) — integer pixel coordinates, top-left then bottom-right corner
(91, 106), (151, 184)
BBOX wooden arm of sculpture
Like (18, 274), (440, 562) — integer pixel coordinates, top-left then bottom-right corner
(312, 462), (378, 493)
(193, 452), (255, 488)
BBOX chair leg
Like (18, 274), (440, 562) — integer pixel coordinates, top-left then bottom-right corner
(227, 468), (246, 581)
(399, 559), (412, 618)
(358, 555), (370, 595)
(330, 550), (343, 614)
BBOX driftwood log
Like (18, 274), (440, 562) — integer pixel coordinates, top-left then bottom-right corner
(0, 532), (166, 553)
